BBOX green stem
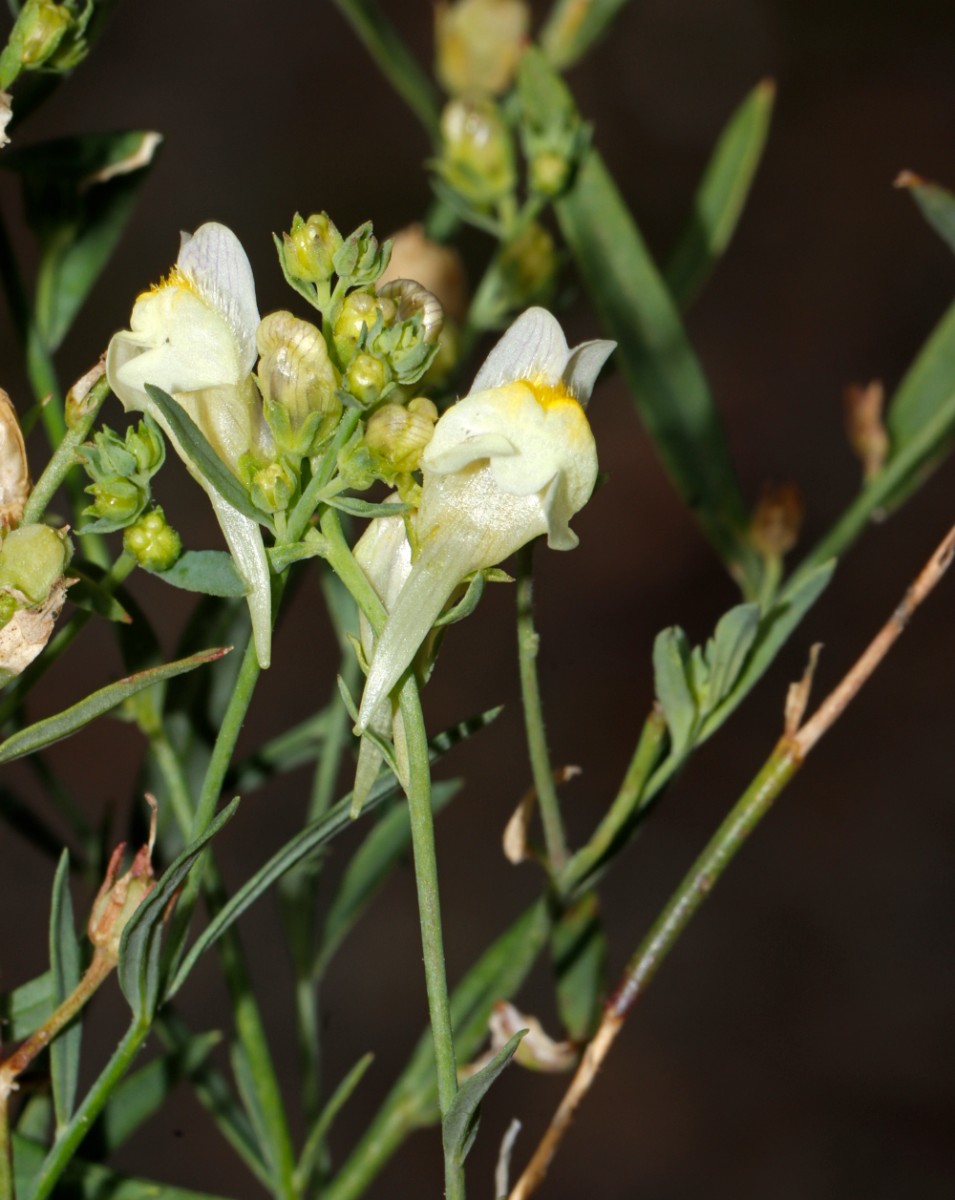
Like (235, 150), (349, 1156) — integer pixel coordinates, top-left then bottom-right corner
(321, 507), (462, 1197)
(27, 1018), (150, 1200)
(515, 542), (567, 874)
(610, 742), (798, 1018)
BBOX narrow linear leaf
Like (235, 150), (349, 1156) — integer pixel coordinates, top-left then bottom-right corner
(118, 797), (240, 1020)
(540, 0), (633, 69)
(552, 891), (607, 1043)
(324, 494), (413, 519)
(295, 1053), (375, 1192)
(443, 1031), (525, 1168)
(168, 710), (500, 998)
(556, 145), (755, 582)
(0, 647), (231, 765)
(897, 170), (955, 257)
(144, 385), (274, 532)
(65, 564), (132, 623)
(664, 80), (775, 308)
(148, 549), (247, 598)
(49, 851), (82, 1130)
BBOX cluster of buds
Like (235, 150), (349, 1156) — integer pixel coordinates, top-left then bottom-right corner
(80, 417), (166, 533)
(0, 390), (73, 684)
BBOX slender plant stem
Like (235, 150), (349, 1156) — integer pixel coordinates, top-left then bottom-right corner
(515, 542), (568, 875)
(321, 507), (462, 1197)
(507, 523), (955, 1200)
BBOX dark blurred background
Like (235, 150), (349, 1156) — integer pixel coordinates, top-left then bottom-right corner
(2, 1), (955, 1197)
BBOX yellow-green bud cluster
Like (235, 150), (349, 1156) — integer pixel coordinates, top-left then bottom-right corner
(123, 507), (182, 573)
(365, 398), (439, 478)
(80, 419), (166, 534)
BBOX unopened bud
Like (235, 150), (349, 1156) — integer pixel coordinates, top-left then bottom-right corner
(333, 291), (391, 365)
(333, 221), (392, 288)
(18, 1), (71, 68)
(843, 380), (889, 482)
(126, 418), (166, 475)
(0, 390), (29, 530)
(123, 507), (182, 572)
(377, 279), (444, 346)
(85, 477), (145, 526)
(250, 459), (296, 514)
(88, 796), (158, 964)
(365, 398), (439, 474)
(283, 212), (343, 284)
(0, 523), (72, 604)
(379, 224), (468, 325)
(749, 482), (803, 560)
(257, 311), (341, 444)
(438, 98), (516, 208)
(345, 352), (390, 406)
(435, 0), (530, 97)
(500, 222), (556, 305)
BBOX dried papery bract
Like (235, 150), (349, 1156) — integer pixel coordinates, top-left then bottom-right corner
(0, 389), (29, 529)
(0, 578), (69, 685)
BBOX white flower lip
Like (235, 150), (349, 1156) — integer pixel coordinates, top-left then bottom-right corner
(105, 223), (273, 669)
(354, 308), (615, 732)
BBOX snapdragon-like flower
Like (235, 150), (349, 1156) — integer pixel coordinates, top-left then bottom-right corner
(355, 306), (614, 732)
(106, 223), (274, 667)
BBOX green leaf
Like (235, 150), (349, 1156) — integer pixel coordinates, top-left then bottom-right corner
(540, 0), (633, 69)
(897, 170), (955, 257)
(0, 647), (231, 765)
(883, 298), (955, 506)
(698, 561), (836, 743)
(167, 709), (500, 998)
(443, 1031), (525, 1168)
(3, 131), (161, 350)
(324, 493), (413, 519)
(148, 550), (247, 598)
(317, 782), (460, 974)
(0, 971), (54, 1042)
(49, 851), (82, 1130)
(652, 627), (697, 756)
(228, 709), (329, 795)
(556, 145), (756, 584)
(143, 385), (275, 533)
(701, 602), (761, 717)
(664, 80), (775, 308)
(295, 1053), (375, 1193)
(552, 892), (606, 1042)
(118, 798), (240, 1019)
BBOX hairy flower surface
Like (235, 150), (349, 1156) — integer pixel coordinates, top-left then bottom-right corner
(355, 307), (614, 731)
(106, 223), (273, 667)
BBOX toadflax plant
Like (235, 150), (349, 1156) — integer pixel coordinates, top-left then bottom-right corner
(0, 3), (952, 1200)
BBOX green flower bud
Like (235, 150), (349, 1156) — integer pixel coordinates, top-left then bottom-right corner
(123, 507), (182, 572)
(345, 352), (390, 407)
(126, 418), (166, 476)
(333, 221), (392, 288)
(0, 523), (72, 604)
(17, 1), (71, 68)
(365, 398), (439, 475)
(85, 476), (146, 526)
(249, 460), (296, 515)
(437, 98), (516, 209)
(283, 212), (343, 284)
(499, 222), (557, 306)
